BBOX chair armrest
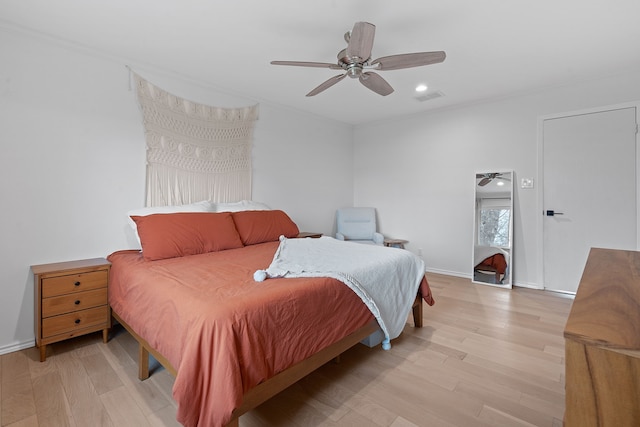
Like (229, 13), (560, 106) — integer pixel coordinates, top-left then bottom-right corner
(336, 232), (346, 241)
(373, 232), (384, 245)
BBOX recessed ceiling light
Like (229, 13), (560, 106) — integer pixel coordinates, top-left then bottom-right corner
(415, 84), (428, 92)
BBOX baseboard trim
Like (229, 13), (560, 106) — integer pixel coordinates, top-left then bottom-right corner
(426, 269), (549, 291)
(542, 288), (576, 298)
(425, 267), (470, 279)
(514, 282), (544, 290)
(0, 339), (35, 356)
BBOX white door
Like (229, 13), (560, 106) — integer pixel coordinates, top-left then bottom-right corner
(543, 106), (638, 293)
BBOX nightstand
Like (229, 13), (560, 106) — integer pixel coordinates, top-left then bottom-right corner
(32, 258), (111, 362)
(296, 232), (322, 238)
(384, 238), (408, 249)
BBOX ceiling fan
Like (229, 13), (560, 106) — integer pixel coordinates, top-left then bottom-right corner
(271, 21), (446, 97)
(476, 173), (511, 187)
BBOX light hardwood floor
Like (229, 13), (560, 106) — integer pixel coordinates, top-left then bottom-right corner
(1, 273), (573, 426)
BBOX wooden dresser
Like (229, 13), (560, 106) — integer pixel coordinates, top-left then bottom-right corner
(564, 248), (640, 426)
(32, 258), (111, 362)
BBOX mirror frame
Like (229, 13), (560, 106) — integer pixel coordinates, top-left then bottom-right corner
(472, 170), (513, 289)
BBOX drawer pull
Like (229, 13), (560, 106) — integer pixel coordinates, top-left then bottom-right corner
(74, 281), (81, 287)
(74, 319), (81, 324)
(74, 300), (81, 305)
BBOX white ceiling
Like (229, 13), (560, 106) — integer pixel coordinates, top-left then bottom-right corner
(2, 0), (640, 125)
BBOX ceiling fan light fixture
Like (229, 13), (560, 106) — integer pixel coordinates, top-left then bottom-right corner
(347, 64), (363, 78)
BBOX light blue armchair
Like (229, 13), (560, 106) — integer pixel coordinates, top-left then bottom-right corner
(335, 207), (384, 245)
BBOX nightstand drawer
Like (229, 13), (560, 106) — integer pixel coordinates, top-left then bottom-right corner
(42, 288), (108, 318)
(42, 306), (109, 338)
(42, 270), (108, 298)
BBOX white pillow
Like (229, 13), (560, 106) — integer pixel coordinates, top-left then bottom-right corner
(127, 200), (216, 245)
(214, 200), (271, 212)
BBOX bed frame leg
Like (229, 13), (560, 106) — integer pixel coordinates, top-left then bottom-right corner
(138, 344), (150, 380)
(412, 296), (423, 328)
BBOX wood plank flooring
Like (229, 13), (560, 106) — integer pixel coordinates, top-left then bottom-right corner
(1, 273), (573, 426)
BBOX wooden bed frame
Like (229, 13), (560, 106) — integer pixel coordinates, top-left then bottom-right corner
(111, 295), (423, 427)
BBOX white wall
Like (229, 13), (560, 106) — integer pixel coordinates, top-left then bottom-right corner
(0, 28), (353, 354)
(353, 70), (640, 287)
(4, 25), (639, 354)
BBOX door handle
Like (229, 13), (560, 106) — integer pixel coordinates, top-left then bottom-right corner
(546, 210), (564, 216)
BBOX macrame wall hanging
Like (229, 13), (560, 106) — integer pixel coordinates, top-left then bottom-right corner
(133, 72), (259, 207)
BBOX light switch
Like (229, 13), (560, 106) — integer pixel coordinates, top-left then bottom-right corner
(521, 178), (534, 189)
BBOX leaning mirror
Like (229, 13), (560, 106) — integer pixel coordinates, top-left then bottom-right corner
(473, 171), (513, 288)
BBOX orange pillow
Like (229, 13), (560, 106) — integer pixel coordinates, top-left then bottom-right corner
(231, 210), (299, 245)
(131, 212), (244, 261)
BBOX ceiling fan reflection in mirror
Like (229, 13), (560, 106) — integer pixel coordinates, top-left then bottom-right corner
(271, 22), (446, 97)
(476, 172), (512, 187)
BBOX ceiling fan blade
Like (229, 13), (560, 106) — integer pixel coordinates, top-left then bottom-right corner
(346, 22), (375, 61)
(306, 73), (347, 97)
(478, 178), (492, 186)
(271, 61), (342, 69)
(359, 72), (394, 96)
(371, 51), (446, 70)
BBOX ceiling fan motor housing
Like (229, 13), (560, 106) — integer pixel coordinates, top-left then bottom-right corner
(337, 48), (367, 78)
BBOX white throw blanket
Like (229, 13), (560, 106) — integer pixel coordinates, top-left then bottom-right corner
(254, 236), (425, 349)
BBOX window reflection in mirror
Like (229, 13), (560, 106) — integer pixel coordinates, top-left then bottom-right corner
(478, 205), (511, 247)
(473, 171), (513, 288)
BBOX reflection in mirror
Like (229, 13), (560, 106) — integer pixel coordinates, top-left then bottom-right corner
(473, 171), (513, 288)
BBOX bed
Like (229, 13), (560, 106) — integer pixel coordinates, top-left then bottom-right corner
(108, 208), (433, 427)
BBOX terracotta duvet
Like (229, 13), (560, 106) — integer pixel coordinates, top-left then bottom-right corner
(108, 242), (376, 426)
